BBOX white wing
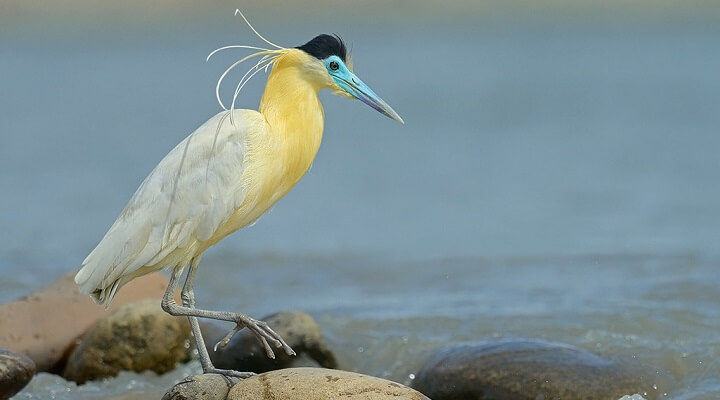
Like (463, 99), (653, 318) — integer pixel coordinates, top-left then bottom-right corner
(75, 110), (267, 303)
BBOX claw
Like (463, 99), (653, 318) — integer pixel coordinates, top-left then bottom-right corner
(213, 339), (225, 353)
(213, 325), (242, 352)
(258, 336), (276, 359)
(251, 319), (296, 356)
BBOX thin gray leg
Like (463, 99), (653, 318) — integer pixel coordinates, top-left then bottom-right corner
(161, 259), (295, 379)
(181, 257), (253, 378)
(180, 258), (215, 373)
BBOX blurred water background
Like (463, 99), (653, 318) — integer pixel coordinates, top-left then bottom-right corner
(1, 1), (720, 398)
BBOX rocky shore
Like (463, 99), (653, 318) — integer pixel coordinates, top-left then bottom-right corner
(1, 272), (666, 400)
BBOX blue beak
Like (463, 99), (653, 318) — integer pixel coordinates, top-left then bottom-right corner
(334, 73), (404, 124)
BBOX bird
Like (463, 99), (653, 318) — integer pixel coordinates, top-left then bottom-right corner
(74, 11), (403, 379)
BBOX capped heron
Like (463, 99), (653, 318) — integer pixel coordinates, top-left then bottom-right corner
(74, 12), (403, 378)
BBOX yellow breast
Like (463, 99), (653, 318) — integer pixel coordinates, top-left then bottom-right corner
(203, 49), (325, 249)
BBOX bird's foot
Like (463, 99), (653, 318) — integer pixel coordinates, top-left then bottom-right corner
(203, 367), (256, 379)
(213, 313), (296, 359)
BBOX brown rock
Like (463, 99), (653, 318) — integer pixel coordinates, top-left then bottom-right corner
(163, 368), (429, 400)
(0, 348), (36, 399)
(0, 270), (178, 372)
(62, 299), (191, 384)
(412, 339), (668, 400)
(203, 311), (337, 373)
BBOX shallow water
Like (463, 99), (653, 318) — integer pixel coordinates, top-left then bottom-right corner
(2, 4), (720, 399)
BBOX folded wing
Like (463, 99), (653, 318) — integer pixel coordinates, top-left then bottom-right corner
(75, 110), (266, 306)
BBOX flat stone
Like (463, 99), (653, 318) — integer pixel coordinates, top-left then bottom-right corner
(0, 348), (36, 399)
(62, 299), (191, 384)
(412, 339), (665, 400)
(163, 368), (429, 400)
(203, 311), (337, 373)
(0, 270), (177, 372)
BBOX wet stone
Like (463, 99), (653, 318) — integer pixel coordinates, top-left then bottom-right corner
(164, 368), (430, 400)
(412, 339), (665, 400)
(62, 299), (191, 384)
(0, 348), (36, 399)
(202, 311), (337, 373)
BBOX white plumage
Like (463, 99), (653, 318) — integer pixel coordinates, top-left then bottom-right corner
(75, 110), (264, 305)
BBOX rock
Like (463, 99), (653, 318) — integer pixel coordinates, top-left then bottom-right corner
(0, 348), (36, 399)
(62, 299), (191, 384)
(0, 270), (178, 372)
(163, 368), (430, 400)
(412, 339), (666, 400)
(161, 373), (238, 400)
(203, 311), (337, 373)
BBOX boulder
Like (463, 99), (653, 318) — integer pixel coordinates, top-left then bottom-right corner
(163, 368), (429, 400)
(62, 299), (191, 383)
(412, 339), (666, 400)
(0, 270), (176, 372)
(203, 311), (337, 373)
(0, 348), (36, 399)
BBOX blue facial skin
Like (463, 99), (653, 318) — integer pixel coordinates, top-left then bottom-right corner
(324, 56), (404, 124)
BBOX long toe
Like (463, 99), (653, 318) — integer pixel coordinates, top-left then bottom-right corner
(282, 342), (297, 356)
(243, 317), (296, 357)
(254, 319), (296, 356)
(205, 368), (256, 379)
(222, 314), (297, 359)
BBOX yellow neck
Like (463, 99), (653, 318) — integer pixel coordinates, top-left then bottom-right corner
(257, 51), (325, 197)
(198, 50), (330, 251)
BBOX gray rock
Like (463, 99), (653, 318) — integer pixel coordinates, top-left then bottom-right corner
(202, 311), (337, 373)
(412, 339), (666, 400)
(62, 299), (191, 384)
(164, 368), (429, 400)
(0, 348), (36, 399)
(161, 373), (239, 400)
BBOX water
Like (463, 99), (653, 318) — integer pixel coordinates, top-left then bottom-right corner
(2, 4), (720, 398)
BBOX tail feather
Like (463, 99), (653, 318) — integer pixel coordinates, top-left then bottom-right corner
(75, 264), (122, 308)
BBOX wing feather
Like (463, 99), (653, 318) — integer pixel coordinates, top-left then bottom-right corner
(75, 110), (266, 304)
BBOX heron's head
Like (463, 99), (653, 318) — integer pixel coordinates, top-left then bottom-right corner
(296, 34), (404, 124)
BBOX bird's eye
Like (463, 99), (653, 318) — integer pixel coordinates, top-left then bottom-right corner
(329, 61), (339, 71)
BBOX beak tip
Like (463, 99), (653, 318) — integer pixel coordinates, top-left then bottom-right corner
(390, 112), (404, 124)
(384, 109), (404, 124)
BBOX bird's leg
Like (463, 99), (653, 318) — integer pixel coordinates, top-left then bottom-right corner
(161, 260), (295, 379)
(181, 259), (254, 378)
(180, 258), (294, 358)
(163, 263), (254, 378)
